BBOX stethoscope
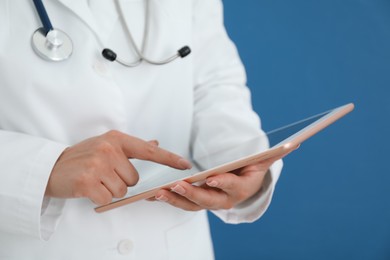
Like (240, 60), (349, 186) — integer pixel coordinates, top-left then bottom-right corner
(31, 0), (191, 66)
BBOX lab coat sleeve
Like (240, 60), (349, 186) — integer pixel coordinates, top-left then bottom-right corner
(191, 0), (283, 223)
(0, 130), (67, 240)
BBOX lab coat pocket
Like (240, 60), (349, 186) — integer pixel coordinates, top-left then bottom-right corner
(165, 210), (214, 260)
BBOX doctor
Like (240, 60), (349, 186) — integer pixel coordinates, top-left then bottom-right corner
(0, 0), (282, 259)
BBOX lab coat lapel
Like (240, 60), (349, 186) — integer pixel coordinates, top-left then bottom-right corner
(55, 0), (99, 34)
(57, 0), (117, 42)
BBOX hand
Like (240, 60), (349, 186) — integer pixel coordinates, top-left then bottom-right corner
(45, 130), (192, 205)
(153, 156), (280, 211)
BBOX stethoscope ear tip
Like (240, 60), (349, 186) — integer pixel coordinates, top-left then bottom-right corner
(102, 48), (117, 62)
(178, 46), (191, 58)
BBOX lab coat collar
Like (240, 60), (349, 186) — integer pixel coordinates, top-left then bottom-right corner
(55, 0), (118, 43)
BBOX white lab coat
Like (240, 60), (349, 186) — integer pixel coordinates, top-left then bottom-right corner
(0, 0), (282, 259)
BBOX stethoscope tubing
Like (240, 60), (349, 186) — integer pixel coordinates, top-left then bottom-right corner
(113, 0), (181, 66)
(32, 0), (53, 35)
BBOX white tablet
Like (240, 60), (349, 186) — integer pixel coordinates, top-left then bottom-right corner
(95, 103), (354, 213)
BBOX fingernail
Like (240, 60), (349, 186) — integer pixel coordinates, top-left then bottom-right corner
(171, 184), (186, 195)
(178, 158), (192, 170)
(207, 180), (218, 187)
(148, 140), (159, 146)
(156, 195), (168, 202)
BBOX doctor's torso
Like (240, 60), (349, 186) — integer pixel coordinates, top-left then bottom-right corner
(0, 1), (214, 259)
(0, 0), (194, 150)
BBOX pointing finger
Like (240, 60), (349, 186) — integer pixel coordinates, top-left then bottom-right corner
(115, 132), (192, 170)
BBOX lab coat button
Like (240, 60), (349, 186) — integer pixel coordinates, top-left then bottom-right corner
(117, 239), (133, 255)
(93, 62), (109, 77)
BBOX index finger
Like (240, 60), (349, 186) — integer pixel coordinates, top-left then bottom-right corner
(118, 133), (192, 170)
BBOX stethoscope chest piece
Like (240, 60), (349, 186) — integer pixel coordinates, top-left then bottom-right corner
(32, 28), (73, 62)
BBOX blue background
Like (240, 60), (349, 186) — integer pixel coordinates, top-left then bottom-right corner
(208, 1), (390, 259)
